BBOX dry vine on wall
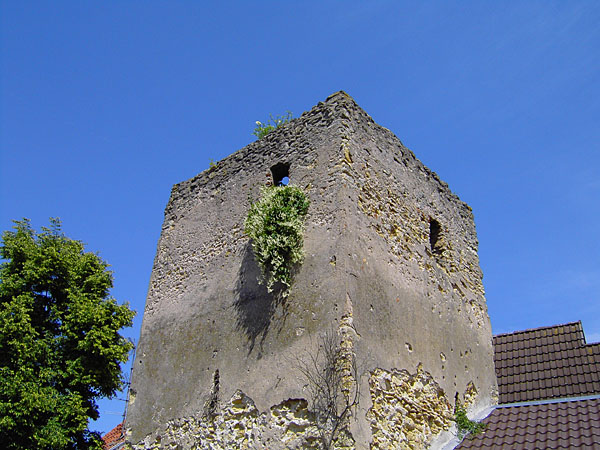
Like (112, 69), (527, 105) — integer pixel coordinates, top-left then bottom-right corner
(296, 330), (360, 449)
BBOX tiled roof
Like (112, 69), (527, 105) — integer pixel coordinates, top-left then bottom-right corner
(494, 321), (600, 404)
(455, 322), (600, 449)
(456, 398), (600, 449)
(102, 422), (125, 450)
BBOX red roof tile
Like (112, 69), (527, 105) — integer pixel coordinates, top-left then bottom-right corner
(102, 423), (125, 450)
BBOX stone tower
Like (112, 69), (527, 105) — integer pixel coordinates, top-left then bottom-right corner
(126, 92), (498, 449)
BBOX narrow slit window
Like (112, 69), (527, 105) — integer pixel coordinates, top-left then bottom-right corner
(271, 162), (290, 186)
(429, 218), (443, 256)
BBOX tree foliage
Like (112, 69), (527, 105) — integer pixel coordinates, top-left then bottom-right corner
(0, 219), (135, 450)
(244, 185), (309, 294)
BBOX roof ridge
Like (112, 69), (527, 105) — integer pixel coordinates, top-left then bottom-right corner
(494, 321), (583, 338)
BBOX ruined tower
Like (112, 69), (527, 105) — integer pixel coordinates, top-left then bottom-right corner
(126, 92), (498, 449)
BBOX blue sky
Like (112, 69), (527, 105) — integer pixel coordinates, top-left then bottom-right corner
(1, 1), (599, 436)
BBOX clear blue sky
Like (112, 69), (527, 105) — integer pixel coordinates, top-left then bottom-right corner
(1, 1), (599, 436)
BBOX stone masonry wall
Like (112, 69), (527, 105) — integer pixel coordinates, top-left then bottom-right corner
(126, 92), (497, 449)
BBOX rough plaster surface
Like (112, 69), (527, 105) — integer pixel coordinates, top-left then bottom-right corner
(367, 366), (453, 449)
(126, 91), (498, 449)
(131, 392), (323, 450)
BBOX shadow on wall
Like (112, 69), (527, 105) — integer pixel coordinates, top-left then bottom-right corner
(234, 242), (286, 355)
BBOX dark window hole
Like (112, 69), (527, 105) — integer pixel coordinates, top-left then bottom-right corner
(271, 162), (290, 186)
(429, 218), (442, 256)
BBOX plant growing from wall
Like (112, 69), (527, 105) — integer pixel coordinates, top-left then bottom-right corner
(455, 404), (486, 439)
(252, 111), (293, 139)
(244, 185), (309, 293)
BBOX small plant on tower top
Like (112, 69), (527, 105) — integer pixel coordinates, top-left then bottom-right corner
(252, 111), (293, 139)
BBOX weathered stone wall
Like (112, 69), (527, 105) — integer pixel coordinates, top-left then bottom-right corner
(335, 96), (498, 421)
(367, 366), (453, 449)
(131, 392), (322, 450)
(126, 92), (497, 449)
(127, 93), (355, 444)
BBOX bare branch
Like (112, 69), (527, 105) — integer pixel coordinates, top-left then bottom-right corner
(294, 329), (360, 449)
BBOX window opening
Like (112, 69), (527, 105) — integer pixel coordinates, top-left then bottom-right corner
(271, 162), (290, 186)
(429, 218), (443, 257)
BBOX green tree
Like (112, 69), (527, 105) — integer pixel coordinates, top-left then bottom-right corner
(0, 219), (135, 450)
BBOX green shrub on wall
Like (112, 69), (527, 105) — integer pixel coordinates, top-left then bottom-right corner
(244, 185), (309, 294)
(252, 111), (293, 139)
(455, 405), (486, 439)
